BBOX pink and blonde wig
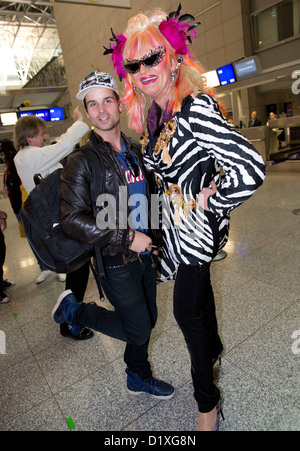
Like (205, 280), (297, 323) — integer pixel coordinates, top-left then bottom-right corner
(121, 10), (225, 134)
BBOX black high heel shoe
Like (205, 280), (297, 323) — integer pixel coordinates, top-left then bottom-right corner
(212, 350), (225, 367)
(213, 399), (225, 431)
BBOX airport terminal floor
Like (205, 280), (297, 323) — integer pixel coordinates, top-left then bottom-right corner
(0, 171), (299, 432)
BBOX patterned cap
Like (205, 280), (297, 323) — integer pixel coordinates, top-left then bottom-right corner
(76, 72), (119, 101)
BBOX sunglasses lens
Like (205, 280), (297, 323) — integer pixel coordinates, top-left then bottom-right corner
(123, 62), (141, 74)
(143, 53), (161, 67)
(122, 46), (165, 75)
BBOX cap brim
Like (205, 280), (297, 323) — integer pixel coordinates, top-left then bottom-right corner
(76, 85), (118, 101)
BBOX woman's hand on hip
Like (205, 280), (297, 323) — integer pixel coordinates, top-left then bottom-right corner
(198, 180), (218, 211)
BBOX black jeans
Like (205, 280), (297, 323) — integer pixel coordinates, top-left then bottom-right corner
(73, 254), (158, 380)
(173, 263), (223, 413)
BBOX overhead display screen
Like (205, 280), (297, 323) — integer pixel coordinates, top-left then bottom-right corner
(18, 111), (34, 118)
(202, 70), (220, 88)
(217, 64), (236, 86)
(234, 58), (260, 79)
(1, 112), (18, 126)
(35, 109), (50, 121)
(49, 107), (64, 121)
(2, 108), (65, 125)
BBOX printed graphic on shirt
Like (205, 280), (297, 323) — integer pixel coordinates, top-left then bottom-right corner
(115, 141), (148, 234)
(121, 164), (145, 185)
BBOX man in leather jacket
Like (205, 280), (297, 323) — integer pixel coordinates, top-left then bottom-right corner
(53, 72), (174, 400)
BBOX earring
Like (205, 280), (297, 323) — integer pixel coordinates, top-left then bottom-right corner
(177, 56), (184, 66)
(132, 83), (141, 94)
(171, 57), (183, 83)
(171, 69), (179, 83)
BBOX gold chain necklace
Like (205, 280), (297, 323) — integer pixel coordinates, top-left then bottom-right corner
(140, 119), (196, 226)
(140, 119), (176, 164)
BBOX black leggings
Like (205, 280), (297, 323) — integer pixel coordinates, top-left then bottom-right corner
(173, 263), (223, 413)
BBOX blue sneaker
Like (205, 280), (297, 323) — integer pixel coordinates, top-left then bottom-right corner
(126, 369), (175, 400)
(52, 290), (81, 335)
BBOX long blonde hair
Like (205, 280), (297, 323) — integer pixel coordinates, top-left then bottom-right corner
(121, 10), (220, 134)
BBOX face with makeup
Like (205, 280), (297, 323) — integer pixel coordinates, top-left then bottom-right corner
(127, 44), (175, 110)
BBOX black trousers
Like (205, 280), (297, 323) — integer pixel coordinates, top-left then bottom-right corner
(66, 261), (90, 303)
(0, 230), (5, 289)
(173, 263), (223, 413)
(73, 254), (158, 380)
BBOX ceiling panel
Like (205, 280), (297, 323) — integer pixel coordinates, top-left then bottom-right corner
(0, 87), (67, 111)
(0, 0), (61, 88)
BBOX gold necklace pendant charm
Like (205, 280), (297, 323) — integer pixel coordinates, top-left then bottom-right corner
(162, 146), (172, 164)
(140, 132), (149, 155)
(169, 184), (183, 226)
(154, 119), (176, 163)
(154, 174), (162, 188)
(165, 184), (197, 226)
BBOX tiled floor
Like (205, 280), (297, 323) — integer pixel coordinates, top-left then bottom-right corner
(0, 171), (299, 431)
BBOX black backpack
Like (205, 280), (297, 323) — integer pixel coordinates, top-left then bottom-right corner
(19, 146), (106, 280)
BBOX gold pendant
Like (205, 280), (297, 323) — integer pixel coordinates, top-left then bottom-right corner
(169, 185), (183, 226)
(139, 132), (149, 154)
(174, 208), (182, 226)
(162, 146), (172, 164)
(154, 119), (177, 162)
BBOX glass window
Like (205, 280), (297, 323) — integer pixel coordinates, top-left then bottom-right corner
(253, 5), (278, 50)
(295, 0), (300, 34)
(278, 1), (294, 40)
(252, 0), (299, 51)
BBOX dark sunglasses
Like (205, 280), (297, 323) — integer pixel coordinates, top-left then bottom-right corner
(121, 46), (166, 75)
(124, 152), (139, 178)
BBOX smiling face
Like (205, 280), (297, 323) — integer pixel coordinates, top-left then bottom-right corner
(85, 88), (122, 137)
(129, 44), (175, 110)
(26, 125), (48, 148)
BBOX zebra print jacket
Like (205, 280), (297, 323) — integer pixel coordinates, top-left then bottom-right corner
(143, 93), (265, 280)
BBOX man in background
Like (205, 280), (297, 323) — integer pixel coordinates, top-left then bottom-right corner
(249, 111), (262, 127)
(14, 107), (93, 341)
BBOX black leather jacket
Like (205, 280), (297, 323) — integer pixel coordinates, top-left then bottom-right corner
(60, 130), (152, 264)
